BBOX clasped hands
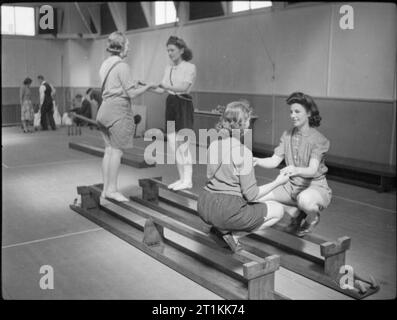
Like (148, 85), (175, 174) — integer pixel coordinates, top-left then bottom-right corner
(274, 166), (298, 185)
(253, 157), (298, 184)
(134, 80), (169, 90)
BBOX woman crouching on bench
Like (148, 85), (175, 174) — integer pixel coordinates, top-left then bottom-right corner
(197, 101), (290, 252)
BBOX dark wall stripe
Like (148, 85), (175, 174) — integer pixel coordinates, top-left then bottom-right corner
(2, 87), (395, 166)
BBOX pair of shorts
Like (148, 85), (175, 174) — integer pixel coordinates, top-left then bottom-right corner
(274, 178), (332, 210)
(21, 100), (33, 121)
(197, 189), (268, 232)
(98, 115), (134, 150)
(165, 94), (194, 132)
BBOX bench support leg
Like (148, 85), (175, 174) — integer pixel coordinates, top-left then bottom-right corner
(143, 219), (164, 248)
(139, 177), (162, 204)
(77, 186), (100, 211)
(320, 236), (351, 278)
(243, 255), (280, 300)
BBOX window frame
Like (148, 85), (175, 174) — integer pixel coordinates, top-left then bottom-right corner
(1, 5), (36, 37)
(154, 1), (179, 26)
(231, 1), (273, 14)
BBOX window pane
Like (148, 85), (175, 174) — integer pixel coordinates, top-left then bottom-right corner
(1, 5), (15, 35)
(232, 1), (250, 13)
(15, 7), (35, 36)
(165, 1), (177, 24)
(250, 1), (272, 9)
(155, 1), (166, 25)
(155, 1), (177, 25)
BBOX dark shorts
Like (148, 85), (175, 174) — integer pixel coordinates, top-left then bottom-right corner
(273, 178), (332, 210)
(98, 114), (134, 150)
(165, 94), (194, 132)
(197, 189), (268, 232)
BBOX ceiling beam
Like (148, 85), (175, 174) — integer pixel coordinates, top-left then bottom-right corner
(107, 2), (127, 32)
(86, 5), (101, 34)
(38, 33), (99, 40)
(74, 2), (92, 34)
(140, 2), (154, 27)
(177, 1), (189, 24)
(221, 2), (229, 15)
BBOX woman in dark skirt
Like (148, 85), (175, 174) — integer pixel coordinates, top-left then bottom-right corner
(197, 101), (290, 251)
(155, 36), (197, 191)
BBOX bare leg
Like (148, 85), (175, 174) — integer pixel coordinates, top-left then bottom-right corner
(105, 147), (128, 202)
(231, 201), (284, 241)
(22, 120), (28, 133)
(173, 141), (193, 190)
(167, 132), (183, 189)
(295, 188), (324, 236)
(101, 146), (111, 198)
(256, 189), (299, 217)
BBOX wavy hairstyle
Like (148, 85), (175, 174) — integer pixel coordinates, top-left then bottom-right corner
(106, 31), (127, 55)
(23, 77), (32, 85)
(216, 100), (252, 137)
(286, 92), (322, 127)
(166, 36), (193, 61)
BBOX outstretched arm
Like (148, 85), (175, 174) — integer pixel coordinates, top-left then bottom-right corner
(281, 158), (320, 178)
(254, 154), (284, 169)
(255, 172), (289, 199)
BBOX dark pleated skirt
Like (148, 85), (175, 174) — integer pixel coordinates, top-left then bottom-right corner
(165, 94), (194, 132)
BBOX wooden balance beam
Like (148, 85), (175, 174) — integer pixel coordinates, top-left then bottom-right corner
(70, 184), (287, 300)
(67, 114), (97, 136)
(136, 177), (380, 299)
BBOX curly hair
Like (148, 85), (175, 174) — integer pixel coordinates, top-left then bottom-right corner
(216, 100), (252, 137)
(166, 36), (193, 61)
(23, 77), (32, 85)
(286, 92), (322, 127)
(106, 31), (127, 55)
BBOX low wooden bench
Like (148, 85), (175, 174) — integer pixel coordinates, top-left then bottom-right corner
(136, 177), (380, 299)
(253, 142), (396, 192)
(71, 184), (286, 300)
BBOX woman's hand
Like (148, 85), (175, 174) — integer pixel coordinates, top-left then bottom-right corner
(274, 172), (290, 185)
(253, 157), (260, 167)
(280, 165), (299, 177)
(160, 82), (170, 90)
(146, 82), (159, 89)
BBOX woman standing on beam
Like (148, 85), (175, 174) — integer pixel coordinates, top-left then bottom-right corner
(154, 36), (197, 191)
(96, 31), (157, 202)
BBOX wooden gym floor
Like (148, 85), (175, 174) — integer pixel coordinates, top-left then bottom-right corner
(2, 126), (396, 299)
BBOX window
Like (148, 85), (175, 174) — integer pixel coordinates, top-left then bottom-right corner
(232, 1), (272, 13)
(1, 5), (35, 36)
(155, 1), (178, 25)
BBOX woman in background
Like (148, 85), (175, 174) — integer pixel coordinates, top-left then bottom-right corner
(20, 77), (33, 133)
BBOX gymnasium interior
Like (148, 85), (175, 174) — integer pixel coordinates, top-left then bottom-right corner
(2, 2), (396, 301)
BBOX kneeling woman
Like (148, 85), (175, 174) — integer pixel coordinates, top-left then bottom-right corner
(254, 92), (332, 237)
(197, 101), (289, 250)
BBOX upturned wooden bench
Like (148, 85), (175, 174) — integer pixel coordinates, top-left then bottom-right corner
(135, 177), (380, 300)
(71, 183), (286, 300)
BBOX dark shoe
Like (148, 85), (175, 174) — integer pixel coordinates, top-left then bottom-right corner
(208, 228), (230, 248)
(286, 210), (306, 233)
(295, 213), (320, 237)
(222, 234), (242, 252)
